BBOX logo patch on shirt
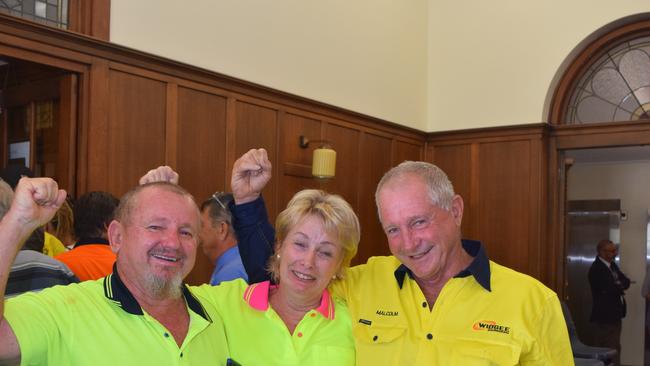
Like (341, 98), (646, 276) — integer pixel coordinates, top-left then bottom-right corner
(472, 320), (510, 334)
(358, 318), (372, 326)
(376, 310), (399, 316)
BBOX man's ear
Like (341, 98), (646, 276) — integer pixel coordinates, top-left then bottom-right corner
(107, 220), (123, 254)
(450, 195), (464, 226)
(217, 222), (229, 241)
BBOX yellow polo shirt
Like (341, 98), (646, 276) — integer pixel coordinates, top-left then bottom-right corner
(194, 279), (355, 366)
(5, 270), (229, 366)
(331, 240), (574, 365)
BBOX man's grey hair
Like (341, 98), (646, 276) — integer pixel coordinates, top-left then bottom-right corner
(375, 161), (455, 216)
(0, 179), (14, 219)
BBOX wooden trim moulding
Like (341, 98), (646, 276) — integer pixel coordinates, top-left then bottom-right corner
(427, 123), (549, 144)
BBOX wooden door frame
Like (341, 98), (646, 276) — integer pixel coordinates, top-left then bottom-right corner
(548, 121), (650, 297)
(0, 22), (90, 196)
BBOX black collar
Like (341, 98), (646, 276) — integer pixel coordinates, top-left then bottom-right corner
(75, 237), (110, 247)
(103, 264), (211, 321)
(394, 239), (491, 291)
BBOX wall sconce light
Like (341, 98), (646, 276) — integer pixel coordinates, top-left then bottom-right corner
(299, 135), (336, 179)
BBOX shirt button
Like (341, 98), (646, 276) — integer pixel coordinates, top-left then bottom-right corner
(164, 333), (170, 338)
(310, 313), (316, 317)
(426, 333), (433, 340)
(297, 332), (303, 337)
(373, 335), (378, 342)
(422, 301), (427, 308)
(180, 353), (183, 358)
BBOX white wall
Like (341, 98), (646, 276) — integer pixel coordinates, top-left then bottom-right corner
(110, 1), (649, 132)
(568, 161), (650, 366)
(109, 0), (429, 130)
(428, 0), (649, 131)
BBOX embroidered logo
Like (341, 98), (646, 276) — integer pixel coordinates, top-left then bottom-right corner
(472, 320), (510, 334)
(358, 319), (372, 326)
(376, 310), (399, 316)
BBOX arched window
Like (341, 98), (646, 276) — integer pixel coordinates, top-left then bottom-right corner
(551, 18), (650, 124)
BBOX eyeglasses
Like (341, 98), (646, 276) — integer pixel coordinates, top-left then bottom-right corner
(210, 192), (233, 210)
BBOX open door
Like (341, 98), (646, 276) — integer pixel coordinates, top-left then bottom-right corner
(0, 57), (77, 192)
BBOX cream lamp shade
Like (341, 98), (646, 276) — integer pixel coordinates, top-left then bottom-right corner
(312, 147), (336, 178)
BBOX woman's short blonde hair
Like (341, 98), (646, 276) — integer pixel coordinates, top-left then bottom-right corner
(268, 189), (360, 283)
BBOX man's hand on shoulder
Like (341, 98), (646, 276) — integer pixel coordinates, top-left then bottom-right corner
(139, 166), (179, 185)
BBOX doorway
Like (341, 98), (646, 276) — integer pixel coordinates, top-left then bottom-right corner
(0, 56), (77, 192)
(564, 145), (650, 365)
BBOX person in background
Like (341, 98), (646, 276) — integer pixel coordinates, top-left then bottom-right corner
(55, 191), (119, 281)
(231, 148), (573, 365)
(46, 196), (75, 249)
(0, 178), (229, 365)
(589, 239), (631, 365)
(200, 192), (248, 285)
(0, 179), (78, 297)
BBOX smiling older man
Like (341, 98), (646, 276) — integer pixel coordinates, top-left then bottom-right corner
(0, 179), (229, 365)
(230, 148), (573, 365)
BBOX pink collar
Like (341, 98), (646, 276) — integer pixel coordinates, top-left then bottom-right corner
(243, 281), (335, 320)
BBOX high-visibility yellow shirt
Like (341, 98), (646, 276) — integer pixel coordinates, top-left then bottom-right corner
(5, 270), (230, 366)
(331, 240), (574, 366)
(194, 279), (355, 366)
(42, 232), (66, 257)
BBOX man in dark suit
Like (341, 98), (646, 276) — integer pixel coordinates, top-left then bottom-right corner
(588, 239), (631, 365)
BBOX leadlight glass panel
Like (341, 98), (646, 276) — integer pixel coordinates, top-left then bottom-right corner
(565, 35), (650, 124)
(0, 0), (68, 29)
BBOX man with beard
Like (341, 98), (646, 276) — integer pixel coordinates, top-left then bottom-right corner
(0, 178), (229, 365)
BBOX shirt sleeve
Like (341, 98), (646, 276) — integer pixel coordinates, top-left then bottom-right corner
(4, 289), (68, 365)
(230, 197), (275, 284)
(521, 294), (574, 365)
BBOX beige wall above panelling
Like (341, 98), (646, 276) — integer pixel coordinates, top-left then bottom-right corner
(428, 1), (649, 132)
(110, 0), (429, 131)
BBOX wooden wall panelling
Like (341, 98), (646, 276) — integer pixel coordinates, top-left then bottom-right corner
(57, 73), (77, 193)
(428, 143), (477, 240)
(527, 136), (547, 280)
(547, 137), (567, 295)
(174, 86), (228, 199)
(105, 69), (166, 195)
(164, 83), (178, 168)
(67, 0), (111, 41)
(233, 100), (279, 218)
(392, 139), (423, 165)
(355, 132), (393, 264)
(175, 85), (228, 285)
(83, 59), (109, 193)
(321, 122), (361, 210)
(477, 140), (533, 275)
(277, 112), (322, 212)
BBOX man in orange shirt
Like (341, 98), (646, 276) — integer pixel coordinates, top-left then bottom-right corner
(55, 191), (119, 280)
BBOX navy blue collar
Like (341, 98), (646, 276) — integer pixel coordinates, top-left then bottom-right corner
(75, 237), (109, 247)
(103, 264), (211, 321)
(394, 239), (491, 291)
